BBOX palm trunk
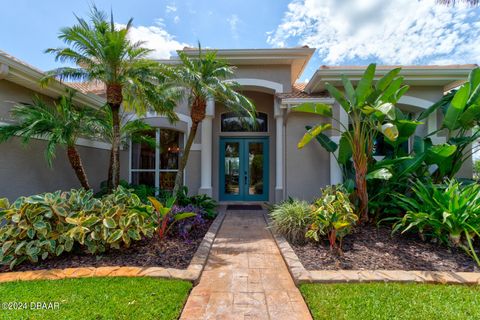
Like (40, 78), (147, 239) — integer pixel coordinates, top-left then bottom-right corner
(107, 147), (114, 190)
(106, 83), (123, 192)
(66, 145), (91, 189)
(110, 103), (121, 190)
(173, 97), (206, 195)
(173, 121), (199, 194)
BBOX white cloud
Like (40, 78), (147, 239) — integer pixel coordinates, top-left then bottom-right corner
(268, 0), (480, 65)
(227, 14), (241, 40)
(166, 4), (177, 13)
(120, 21), (189, 59)
(173, 16), (180, 24)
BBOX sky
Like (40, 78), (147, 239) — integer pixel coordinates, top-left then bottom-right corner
(1, 0), (479, 82)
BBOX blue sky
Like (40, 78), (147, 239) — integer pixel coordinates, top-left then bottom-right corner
(1, 0), (479, 82)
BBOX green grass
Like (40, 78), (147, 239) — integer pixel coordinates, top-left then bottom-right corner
(0, 277), (192, 320)
(300, 282), (480, 320)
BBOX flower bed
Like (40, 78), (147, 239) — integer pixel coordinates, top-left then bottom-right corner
(1, 220), (212, 273)
(290, 224), (477, 272)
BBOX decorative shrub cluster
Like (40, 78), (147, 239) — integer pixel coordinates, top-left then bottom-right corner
(390, 179), (480, 265)
(0, 187), (155, 269)
(176, 187), (218, 219)
(269, 185), (357, 250)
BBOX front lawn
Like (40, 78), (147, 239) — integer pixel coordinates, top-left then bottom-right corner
(300, 283), (480, 320)
(0, 277), (192, 320)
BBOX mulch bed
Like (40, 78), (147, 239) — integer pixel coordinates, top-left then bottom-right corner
(290, 224), (479, 272)
(1, 220), (212, 273)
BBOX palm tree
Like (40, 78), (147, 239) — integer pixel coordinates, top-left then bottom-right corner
(162, 45), (257, 194)
(42, 6), (177, 190)
(0, 92), (99, 189)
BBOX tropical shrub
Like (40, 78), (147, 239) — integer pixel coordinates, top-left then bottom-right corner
(148, 197), (196, 240)
(269, 199), (313, 244)
(416, 67), (480, 181)
(97, 180), (158, 203)
(66, 187), (156, 253)
(0, 187), (156, 269)
(306, 185), (358, 251)
(176, 186), (218, 219)
(0, 192), (77, 269)
(170, 205), (207, 240)
(391, 179), (480, 265)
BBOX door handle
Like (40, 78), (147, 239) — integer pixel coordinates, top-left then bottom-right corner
(244, 172), (247, 185)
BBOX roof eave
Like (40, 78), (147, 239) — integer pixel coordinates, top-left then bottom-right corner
(0, 53), (105, 108)
(305, 65), (478, 93)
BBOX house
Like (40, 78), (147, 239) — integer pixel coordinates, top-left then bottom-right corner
(0, 48), (476, 201)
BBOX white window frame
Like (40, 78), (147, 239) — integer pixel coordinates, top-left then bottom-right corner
(129, 128), (183, 191)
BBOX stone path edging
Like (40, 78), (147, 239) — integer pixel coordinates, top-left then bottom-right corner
(0, 211), (226, 284)
(263, 212), (480, 285)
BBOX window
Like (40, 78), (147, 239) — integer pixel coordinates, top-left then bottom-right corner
(221, 112), (268, 132)
(130, 129), (182, 190)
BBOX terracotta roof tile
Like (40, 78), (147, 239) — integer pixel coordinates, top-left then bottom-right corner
(66, 81), (106, 96)
(276, 82), (329, 99)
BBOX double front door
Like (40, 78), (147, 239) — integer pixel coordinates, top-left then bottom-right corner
(219, 137), (269, 201)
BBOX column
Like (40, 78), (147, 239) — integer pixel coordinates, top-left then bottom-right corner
(330, 105), (348, 185)
(198, 98), (214, 197)
(275, 105), (284, 202)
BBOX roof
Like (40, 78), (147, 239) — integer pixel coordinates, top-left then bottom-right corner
(276, 82), (328, 99)
(163, 47), (316, 85)
(67, 81), (106, 95)
(305, 64), (478, 93)
(0, 50), (105, 107)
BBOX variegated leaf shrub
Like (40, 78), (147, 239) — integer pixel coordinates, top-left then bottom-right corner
(306, 185), (358, 251)
(0, 186), (155, 269)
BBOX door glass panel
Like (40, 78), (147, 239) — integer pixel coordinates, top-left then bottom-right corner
(248, 142), (264, 195)
(224, 142), (240, 195)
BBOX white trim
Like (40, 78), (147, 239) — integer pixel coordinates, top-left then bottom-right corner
(226, 78), (283, 93)
(282, 97), (335, 106)
(398, 96), (434, 109)
(75, 138), (111, 150)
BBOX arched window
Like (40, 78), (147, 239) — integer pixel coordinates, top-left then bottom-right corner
(130, 129), (181, 190)
(221, 112), (268, 132)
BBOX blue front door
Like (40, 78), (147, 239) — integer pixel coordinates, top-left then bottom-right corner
(219, 137), (269, 201)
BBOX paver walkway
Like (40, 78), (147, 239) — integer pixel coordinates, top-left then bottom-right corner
(180, 210), (312, 320)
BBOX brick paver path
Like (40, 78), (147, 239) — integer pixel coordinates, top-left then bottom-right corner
(180, 210), (312, 320)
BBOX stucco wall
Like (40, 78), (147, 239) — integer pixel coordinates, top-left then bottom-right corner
(234, 65), (291, 92)
(285, 112), (331, 200)
(0, 136), (127, 200)
(0, 79), (130, 200)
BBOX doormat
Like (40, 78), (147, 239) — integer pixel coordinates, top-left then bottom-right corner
(227, 204), (263, 210)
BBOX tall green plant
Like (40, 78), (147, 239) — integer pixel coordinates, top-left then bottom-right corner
(42, 6), (179, 190)
(293, 64), (411, 221)
(417, 67), (480, 181)
(0, 92), (99, 189)
(391, 179), (480, 266)
(161, 44), (256, 194)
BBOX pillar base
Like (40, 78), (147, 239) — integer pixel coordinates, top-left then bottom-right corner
(275, 187), (284, 203)
(198, 187), (213, 197)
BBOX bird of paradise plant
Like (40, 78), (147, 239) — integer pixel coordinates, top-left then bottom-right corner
(293, 64), (410, 222)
